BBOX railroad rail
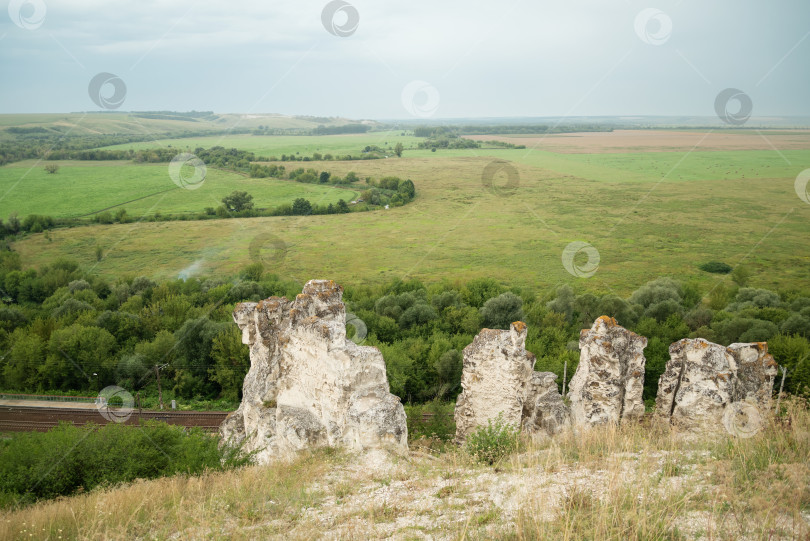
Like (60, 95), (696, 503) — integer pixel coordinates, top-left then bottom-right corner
(0, 406), (229, 433)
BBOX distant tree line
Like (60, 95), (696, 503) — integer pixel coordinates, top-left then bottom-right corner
(0, 130), (234, 166)
(412, 125), (614, 137)
(129, 111), (218, 122)
(479, 140), (527, 149)
(0, 253), (807, 406)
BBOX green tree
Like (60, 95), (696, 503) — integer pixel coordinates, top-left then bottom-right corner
(292, 198), (312, 215)
(1, 329), (45, 389)
(394, 142), (404, 157)
(240, 262), (264, 282)
(173, 317), (228, 397)
(319, 171), (331, 184)
(44, 164), (59, 174)
(731, 265), (752, 287)
(209, 325), (250, 401)
(481, 292), (524, 329)
(221, 191), (254, 212)
(546, 285), (574, 322)
(43, 325), (117, 390)
(398, 179), (415, 199)
(336, 199), (350, 213)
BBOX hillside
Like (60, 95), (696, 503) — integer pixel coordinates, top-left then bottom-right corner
(1, 402), (807, 540)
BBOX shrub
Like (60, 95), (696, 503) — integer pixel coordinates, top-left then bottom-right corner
(465, 413), (520, 465)
(699, 261), (732, 274)
(629, 277), (682, 308)
(0, 421), (251, 507)
(480, 292), (524, 329)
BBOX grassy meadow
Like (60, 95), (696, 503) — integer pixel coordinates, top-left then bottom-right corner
(7, 135), (810, 294)
(99, 132), (423, 158)
(0, 161), (360, 219)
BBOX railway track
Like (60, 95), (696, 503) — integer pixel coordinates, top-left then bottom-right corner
(0, 406), (229, 433)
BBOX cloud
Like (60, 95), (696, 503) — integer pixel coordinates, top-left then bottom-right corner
(1, 0), (808, 117)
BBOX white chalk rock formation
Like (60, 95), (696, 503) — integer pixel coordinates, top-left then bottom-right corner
(454, 322), (570, 442)
(655, 339), (777, 435)
(220, 280), (408, 463)
(454, 322), (534, 443)
(522, 371), (571, 436)
(568, 316), (648, 427)
(728, 342), (779, 408)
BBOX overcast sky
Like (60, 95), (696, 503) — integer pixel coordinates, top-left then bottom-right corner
(1, 0), (808, 119)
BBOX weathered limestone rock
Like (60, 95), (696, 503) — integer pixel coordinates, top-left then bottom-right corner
(655, 339), (777, 434)
(522, 371), (571, 436)
(728, 342), (778, 408)
(454, 322), (535, 443)
(568, 316), (647, 427)
(454, 322), (570, 442)
(220, 280), (407, 463)
(655, 339), (734, 432)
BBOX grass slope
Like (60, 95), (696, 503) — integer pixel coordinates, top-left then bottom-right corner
(1, 399), (807, 539)
(12, 150), (810, 294)
(0, 161), (359, 219)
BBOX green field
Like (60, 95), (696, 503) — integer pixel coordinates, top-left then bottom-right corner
(0, 161), (360, 219)
(10, 140), (810, 294)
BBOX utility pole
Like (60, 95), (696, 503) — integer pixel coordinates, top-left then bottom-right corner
(775, 366), (787, 416)
(562, 359), (568, 398)
(155, 365), (165, 410)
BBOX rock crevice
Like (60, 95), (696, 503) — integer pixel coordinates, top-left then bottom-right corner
(655, 339), (778, 434)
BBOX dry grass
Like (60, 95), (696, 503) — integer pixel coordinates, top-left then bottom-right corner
(2, 399), (808, 540)
(464, 129), (810, 153)
(13, 144), (810, 295)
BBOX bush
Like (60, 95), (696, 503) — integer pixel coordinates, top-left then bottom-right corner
(0, 421), (251, 506)
(480, 292), (524, 329)
(699, 261), (732, 274)
(465, 413), (520, 465)
(629, 277), (682, 308)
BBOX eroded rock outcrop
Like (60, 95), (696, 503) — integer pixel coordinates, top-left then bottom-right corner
(454, 322), (570, 442)
(522, 371), (571, 436)
(728, 342), (779, 408)
(454, 322), (534, 443)
(568, 316), (647, 427)
(655, 339), (777, 434)
(220, 280), (408, 463)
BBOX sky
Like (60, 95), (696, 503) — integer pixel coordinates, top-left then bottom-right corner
(1, 0), (809, 119)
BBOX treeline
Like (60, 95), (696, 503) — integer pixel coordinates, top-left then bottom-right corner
(0, 213), (73, 237)
(312, 123), (371, 135)
(0, 253), (808, 407)
(49, 145), (392, 166)
(249, 123), (371, 136)
(130, 111), (218, 122)
(417, 137), (480, 150)
(480, 140), (527, 149)
(0, 130), (229, 166)
(412, 125), (614, 137)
